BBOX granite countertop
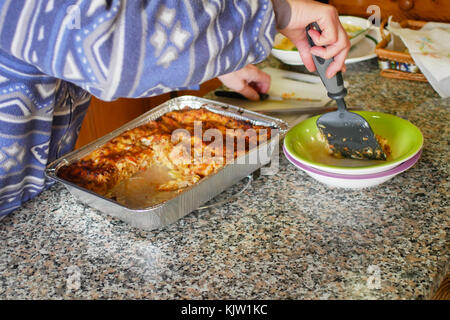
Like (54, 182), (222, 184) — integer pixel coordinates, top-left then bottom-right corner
(0, 57), (448, 300)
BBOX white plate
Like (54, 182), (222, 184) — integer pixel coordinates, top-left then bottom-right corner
(271, 23), (379, 66)
(284, 147), (422, 189)
(262, 67), (330, 104)
(340, 16), (371, 47)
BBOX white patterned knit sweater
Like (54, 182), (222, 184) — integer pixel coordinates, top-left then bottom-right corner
(0, 0), (276, 216)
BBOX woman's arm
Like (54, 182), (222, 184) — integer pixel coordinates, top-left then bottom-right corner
(217, 0), (351, 100)
(0, 0), (276, 101)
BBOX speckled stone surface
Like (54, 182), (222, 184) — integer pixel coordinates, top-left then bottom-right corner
(0, 57), (448, 300)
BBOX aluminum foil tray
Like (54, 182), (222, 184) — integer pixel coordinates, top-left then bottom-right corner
(46, 96), (288, 231)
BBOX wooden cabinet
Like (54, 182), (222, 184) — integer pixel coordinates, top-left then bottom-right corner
(75, 78), (221, 149)
(330, 0), (450, 22)
(75, 93), (171, 149)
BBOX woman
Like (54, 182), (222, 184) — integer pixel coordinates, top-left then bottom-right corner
(0, 0), (349, 218)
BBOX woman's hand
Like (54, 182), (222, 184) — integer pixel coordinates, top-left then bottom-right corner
(273, 0), (350, 78)
(218, 64), (271, 101)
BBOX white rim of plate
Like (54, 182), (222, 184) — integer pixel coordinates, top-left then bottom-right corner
(283, 146), (422, 180)
(272, 29), (379, 65)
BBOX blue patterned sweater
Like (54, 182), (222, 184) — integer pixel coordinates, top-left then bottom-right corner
(0, 0), (276, 217)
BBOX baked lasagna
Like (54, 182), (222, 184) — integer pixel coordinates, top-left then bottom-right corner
(57, 107), (272, 201)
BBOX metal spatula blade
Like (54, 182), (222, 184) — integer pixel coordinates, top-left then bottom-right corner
(306, 22), (387, 161)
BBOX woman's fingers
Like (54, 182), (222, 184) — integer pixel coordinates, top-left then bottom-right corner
(276, 0), (350, 77)
(325, 26), (350, 78)
(306, 22), (338, 47)
(309, 25), (350, 58)
(237, 85), (261, 101)
(306, 23), (350, 78)
(296, 38), (316, 72)
(218, 64), (271, 101)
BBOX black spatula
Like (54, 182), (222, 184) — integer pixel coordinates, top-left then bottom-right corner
(306, 23), (386, 160)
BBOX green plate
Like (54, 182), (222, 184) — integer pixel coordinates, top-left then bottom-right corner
(284, 111), (423, 175)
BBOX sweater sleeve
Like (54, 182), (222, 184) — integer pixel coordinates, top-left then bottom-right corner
(0, 0), (276, 101)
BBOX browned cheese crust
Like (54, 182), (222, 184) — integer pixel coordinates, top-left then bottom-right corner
(57, 108), (272, 197)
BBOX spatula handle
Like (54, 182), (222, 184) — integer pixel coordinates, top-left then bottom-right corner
(306, 22), (347, 100)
